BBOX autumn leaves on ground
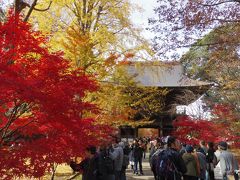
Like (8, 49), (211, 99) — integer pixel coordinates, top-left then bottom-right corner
(0, 0), (240, 179)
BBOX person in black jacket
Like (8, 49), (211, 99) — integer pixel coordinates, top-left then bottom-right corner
(206, 142), (217, 180)
(70, 146), (99, 180)
(97, 145), (115, 180)
(132, 139), (144, 175)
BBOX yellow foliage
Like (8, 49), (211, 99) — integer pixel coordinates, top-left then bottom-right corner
(29, 0), (153, 63)
(25, 0), (160, 129)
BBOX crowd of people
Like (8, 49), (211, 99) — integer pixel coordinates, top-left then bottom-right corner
(69, 139), (129, 180)
(149, 137), (239, 180)
(68, 136), (239, 180)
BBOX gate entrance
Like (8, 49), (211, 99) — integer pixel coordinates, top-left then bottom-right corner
(138, 128), (159, 138)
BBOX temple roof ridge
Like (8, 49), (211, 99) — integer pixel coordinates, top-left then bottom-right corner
(125, 60), (212, 87)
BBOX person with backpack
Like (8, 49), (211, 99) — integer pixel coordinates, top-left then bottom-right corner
(98, 145), (115, 180)
(195, 146), (207, 180)
(156, 136), (187, 180)
(182, 145), (199, 180)
(150, 139), (165, 180)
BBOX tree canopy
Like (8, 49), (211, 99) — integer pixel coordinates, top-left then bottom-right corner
(0, 12), (112, 179)
(150, 0), (240, 145)
(174, 104), (240, 147)
(181, 25), (240, 112)
(24, 0), (156, 126)
(149, 0), (240, 59)
(24, 0), (152, 71)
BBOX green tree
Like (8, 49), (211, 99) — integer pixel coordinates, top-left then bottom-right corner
(181, 25), (240, 112)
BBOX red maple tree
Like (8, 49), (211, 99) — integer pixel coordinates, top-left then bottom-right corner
(0, 12), (113, 179)
(173, 104), (240, 147)
(173, 115), (220, 145)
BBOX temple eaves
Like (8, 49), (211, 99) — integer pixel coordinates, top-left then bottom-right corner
(125, 61), (213, 88)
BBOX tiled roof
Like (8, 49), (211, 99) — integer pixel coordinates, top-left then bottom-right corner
(126, 61), (212, 87)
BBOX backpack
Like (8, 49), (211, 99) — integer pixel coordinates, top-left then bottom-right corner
(122, 154), (129, 168)
(151, 149), (163, 171)
(103, 153), (115, 174)
(156, 150), (179, 179)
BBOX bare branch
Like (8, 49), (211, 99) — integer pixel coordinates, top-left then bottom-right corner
(197, 0), (239, 7)
(4, 119), (35, 141)
(0, 103), (21, 135)
(23, 0), (52, 22)
(23, 0), (38, 22)
(0, 102), (33, 142)
(113, 27), (124, 35)
(33, 1), (52, 12)
(15, 0), (29, 13)
(93, 5), (102, 31)
(180, 40), (238, 48)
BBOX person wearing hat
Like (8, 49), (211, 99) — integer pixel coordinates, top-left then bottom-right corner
(182, 145), (199, 180)
(217, 141), (239, 180)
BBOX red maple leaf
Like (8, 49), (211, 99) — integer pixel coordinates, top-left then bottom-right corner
(0, 12), (114, 179)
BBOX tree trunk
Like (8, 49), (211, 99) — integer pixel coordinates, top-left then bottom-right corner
(50, 164), (58, 180)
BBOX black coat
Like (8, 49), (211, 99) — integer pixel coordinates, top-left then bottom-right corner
(79, 155), (99, 180)
(132, 145), (144, 160)
(98, 149), (115, 175)
(206, 148), (215, 163)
